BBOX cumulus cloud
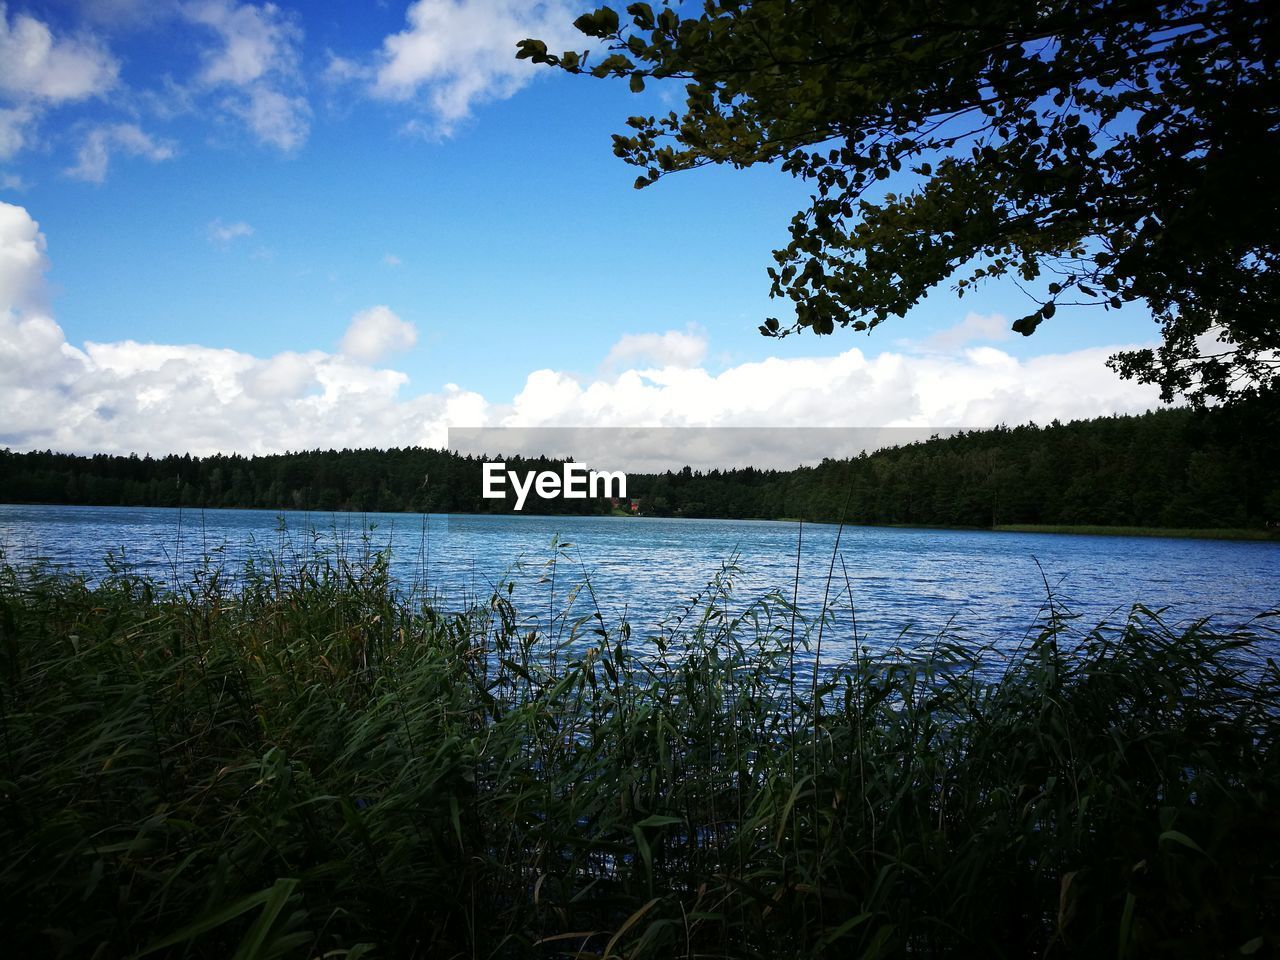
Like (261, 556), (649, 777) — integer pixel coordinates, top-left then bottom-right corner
(207, 217), (253, 244)
(323, 52), (367, 85)
(0, 105), (35, 160)
(602, 325), (708, 372)
(1, 2), (311, 170)
(0, 320), (480, 455)
(339, 305), (418, 363)
(500, 345), (1160, 434)
(0, 5), (120, 167)
(0, 202), (477, 454)
(915, 311), (1011, 352)
(65, 123), (176, 182)
(188, 0), (291, 86)
(225, 83), (309, 150)
(182, 0), (310, 150)
(0, 5), (119, 103)
(0, 201), (1167, 460)
(367, 0), (581, 131)
(0, 200), (47, 311)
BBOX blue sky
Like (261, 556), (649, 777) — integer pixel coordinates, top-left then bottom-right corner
(0, 1), (1166, 457)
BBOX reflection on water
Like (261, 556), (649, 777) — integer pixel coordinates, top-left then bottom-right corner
(1, 504), (1277, 659)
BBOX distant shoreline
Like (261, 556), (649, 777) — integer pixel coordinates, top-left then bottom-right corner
(782, 517), (1276, 541)
(7, 403), (1279, 533)
(3, 501), (1275, 542)
(991, 523), (1276, 541)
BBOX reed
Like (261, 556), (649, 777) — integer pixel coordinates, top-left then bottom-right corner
(0, 545), (1276, 959)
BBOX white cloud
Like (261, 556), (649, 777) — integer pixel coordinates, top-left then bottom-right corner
(0, 200), (47, 311)
(207, 217), (253, 244)
(66, 123), (176, 182)
(383, 252), (402, 267)
(0, 105), (35, 160)
(368, 0), (581, 131)
(187, 0), (292, 87)
(323, 52), (369, 85)
(915, 311), (1011, 352)
(499, 343), (1161, 437)
(0, 320), (469, 455)
(602, 325), (708, 372)
(0, 201), (1167, 460)
(339, 305), (418, 363)
(223, 82), (308, 150)
(0, 5), (119, 102)
(0, 6), (120, 166)
(182, 0), (310, 150)
(0, 4), (314, 178)
(0, 206), (466, 453)
(241, 349), (317, 399)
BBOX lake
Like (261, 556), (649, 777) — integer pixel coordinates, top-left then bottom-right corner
(2, 504), (1277, 659)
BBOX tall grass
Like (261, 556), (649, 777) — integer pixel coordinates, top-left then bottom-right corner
(0, 544), (1277, 959)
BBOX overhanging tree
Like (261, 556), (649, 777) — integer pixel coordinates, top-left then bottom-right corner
(520, 0), (1280, 403)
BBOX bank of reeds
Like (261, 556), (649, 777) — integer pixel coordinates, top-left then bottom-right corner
(0, 546), (1277, 959)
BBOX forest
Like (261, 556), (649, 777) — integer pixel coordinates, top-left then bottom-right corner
(2, 396), (1278, 530)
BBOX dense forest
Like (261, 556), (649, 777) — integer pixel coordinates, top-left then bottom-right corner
(2, 398), (1278, 529)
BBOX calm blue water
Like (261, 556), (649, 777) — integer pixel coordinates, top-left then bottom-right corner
(1, 504), (1277, 657)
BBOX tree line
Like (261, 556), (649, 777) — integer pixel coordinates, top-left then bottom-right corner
(2, 398), (1277, 529)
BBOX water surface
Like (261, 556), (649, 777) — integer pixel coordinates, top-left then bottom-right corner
(2, 504), (1276, 658)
